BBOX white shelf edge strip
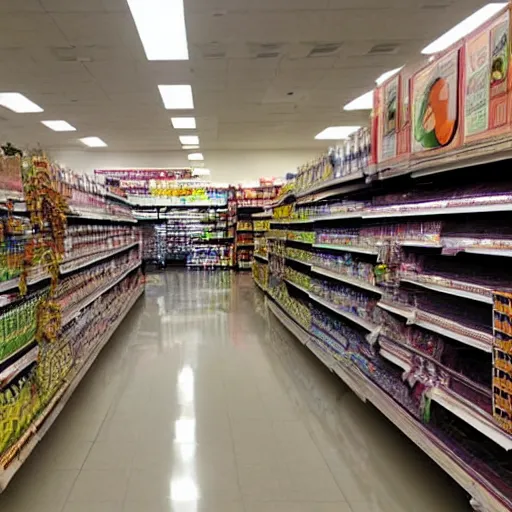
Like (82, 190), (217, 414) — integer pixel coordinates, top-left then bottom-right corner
(0, 285), (144, 488)
(296, 171), (365, 198)
(379, 347), (412, 372)
(414, 319), (492, 353)
(60, 242), (139, 274)
(284, 279), (310, 295)
(62, 262), (141, 326)
(313, 243), (379, 255)
(377, 301), (493, 352)
(0, 346), (39, 384)
(308, 292), (378, 332)
(267, 297), (511, 512)
(285, 256), (312, 266)
(429, 387), (512, 451)
(254, 254), (269, 262)
(465, 248), (512, 258)
(312, 265), (382, 294)
(400, 277), (493, 304)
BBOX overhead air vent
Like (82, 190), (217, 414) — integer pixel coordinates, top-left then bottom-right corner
(368, 43), (400, 55)
(256, 52), (280, 59)
(308, 43), (342, 57)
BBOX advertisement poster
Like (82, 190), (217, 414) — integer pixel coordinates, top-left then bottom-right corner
(465, 31), (490, 136)
(380, 76), (398, 161)
(412, 50), (460, 153)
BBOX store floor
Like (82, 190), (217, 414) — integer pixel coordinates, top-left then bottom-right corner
(0, 271), (471, 512)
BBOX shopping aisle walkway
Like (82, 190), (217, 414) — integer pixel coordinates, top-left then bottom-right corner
(0, 271), (471, 512)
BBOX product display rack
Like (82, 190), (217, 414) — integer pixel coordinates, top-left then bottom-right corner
(0, 153), (143, 491)
(235, 186), (281, 270)
(253, 139), (512, 511)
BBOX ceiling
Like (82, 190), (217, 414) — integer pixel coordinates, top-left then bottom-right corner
(0, 0), (489, 152)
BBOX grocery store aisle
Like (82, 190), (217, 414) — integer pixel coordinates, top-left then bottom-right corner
(0, 271), (471, 512)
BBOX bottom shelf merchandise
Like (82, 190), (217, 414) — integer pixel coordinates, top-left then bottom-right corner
(259, 282), (512, 511)
(252, 261), (269, 291)
(0, 269), (143, 475)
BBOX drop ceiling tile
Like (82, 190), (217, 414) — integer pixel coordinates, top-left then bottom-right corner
(0, 0), (44, 12)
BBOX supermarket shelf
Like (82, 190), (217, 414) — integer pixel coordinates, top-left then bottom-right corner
(285, 255), (311, 266)
(377, 300), (493, 352)
(0, 341), (38, 368)
(399, 241), (444, 249)
(267, 295), (511, 512)
(307, 341), (338, 371)
(377, 300), (415, 320)
(312, 265), (382, 295)
(254, 253), (269, 262)
(267, 299), (309, 346)
(365, 202), (512, 219)
(271, 219), (314, 225)
(429, 387), (512, 451)
(237, 243), (254, 248)
(414, 317), (493, 353)
(284, 278), (310, 295)
(0, 285), (144, 489)
(400, 276), (493, 304)
(0, 345), (39, 387)
(313, 211), (364, 222)
(295, 171), (365, 198)
(379, 347), (412, 373)
(313, 243), (379, 255)
(308, 292), (379, 332)
(60, 242), (140, 275)
(67, 209), (137, 224)
(105, 192), (131, 206)
(465, 248), (512, 258)
(61, 261), (141, 326)
(252, 211), (273, 219)
(287, 239), (313, 246)
(268, 191), (295, 208)
(297, 182), (370, 205)
(266, 235), (287, 241)
(254, 279), (267, 293)
(0, 272), (51, 295)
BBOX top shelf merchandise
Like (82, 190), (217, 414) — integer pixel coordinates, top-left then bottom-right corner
(0, 151), (143, 492)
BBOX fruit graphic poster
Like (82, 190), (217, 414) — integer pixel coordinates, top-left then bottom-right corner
(380, 75), (398, 161)
(412, 50), (459, 153)
(464, 30), (490, 136)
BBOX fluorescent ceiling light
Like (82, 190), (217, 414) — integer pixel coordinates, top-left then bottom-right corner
(0, 93), (43, 113)
(179, 135), (199, 145)
(344, 91), (373, 111)
(376, 67), (403, 85)
(80, 137), (107, 148)
(315, 126), (360, 140)
(41, 120), (76, 132)
(187, 153), (204, 161)
(127, 0), (189, 60)
(172, 117), (196, 129)
(192, 168), (210, 176)
(422, 3), (507, 54)
(182, 145), (199, 149)
(158, 85), (194, 109)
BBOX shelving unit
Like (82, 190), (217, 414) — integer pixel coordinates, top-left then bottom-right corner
(0, 155), (144, 489)
(253, 131), (512, 511)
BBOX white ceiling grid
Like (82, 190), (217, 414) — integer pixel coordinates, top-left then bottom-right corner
(0, 0), (489, 151)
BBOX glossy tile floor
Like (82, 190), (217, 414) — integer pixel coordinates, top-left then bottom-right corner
(0, 271), (472, 512)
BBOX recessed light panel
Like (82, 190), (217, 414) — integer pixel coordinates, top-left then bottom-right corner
(0, 93), (43, 113)
(42, 120), (76, 132)
(171, 117), (196, 129)
(179, 135), (199, 145)
(187, 153), (204, 161)
(80, 137), (107, 147)
(182, 145), (199, 150)
(343, 91), (374, 111)
(127, 0), (189, 60)
(315, 126), (360, 140)
(422, 3), (507, 54)
(158, 85), (194, 109)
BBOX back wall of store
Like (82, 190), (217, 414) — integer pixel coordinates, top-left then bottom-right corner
(48, 149), (319, 183)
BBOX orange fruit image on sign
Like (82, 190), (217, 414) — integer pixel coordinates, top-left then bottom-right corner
(415, 77), (457, 149)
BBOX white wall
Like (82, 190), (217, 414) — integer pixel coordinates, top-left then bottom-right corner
(48, 149), (320, 184)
